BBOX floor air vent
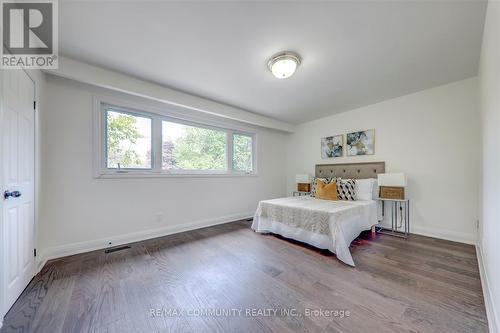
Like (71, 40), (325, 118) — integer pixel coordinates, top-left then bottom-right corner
(105, 245), (131, 253)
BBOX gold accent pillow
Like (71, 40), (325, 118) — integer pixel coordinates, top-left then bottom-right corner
(315, 179), (338, 201)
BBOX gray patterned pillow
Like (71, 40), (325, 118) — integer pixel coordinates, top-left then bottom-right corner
(336, 178), (356, 200)
(310, 177), (335, 197)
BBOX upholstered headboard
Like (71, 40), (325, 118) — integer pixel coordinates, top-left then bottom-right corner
(315, 162), (385, 179)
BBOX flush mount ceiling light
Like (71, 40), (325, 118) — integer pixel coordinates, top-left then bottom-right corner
(268, 51), (301, 79)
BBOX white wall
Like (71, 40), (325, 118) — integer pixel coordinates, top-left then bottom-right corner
(286, 77), (480, 244)
(39, 75), (287, 261)
(478, 0), (500, 331)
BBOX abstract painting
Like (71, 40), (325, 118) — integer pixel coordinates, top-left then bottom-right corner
(321, 135), (343, 158)
(346, 129), (375, 156)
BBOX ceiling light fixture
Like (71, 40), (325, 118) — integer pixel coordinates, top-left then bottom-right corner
(268, 51), (301, 79)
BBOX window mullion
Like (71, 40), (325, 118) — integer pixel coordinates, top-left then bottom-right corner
(153, 116), (162, 173)
(227, 130), (234, 174)
(252, 134), (256, 174)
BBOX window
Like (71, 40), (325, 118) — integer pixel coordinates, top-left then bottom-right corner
(106, 110), (152, 169)
(162, 121), (227, 172)
(97, 102), (256, 177)
(233, 133), (253, 173)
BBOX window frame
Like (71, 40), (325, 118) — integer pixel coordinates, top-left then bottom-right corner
(93, 97), (257, 178)
(104, 106), (154, 171)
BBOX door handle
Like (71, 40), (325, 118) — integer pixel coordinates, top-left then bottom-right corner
(4, 190), (21, 199)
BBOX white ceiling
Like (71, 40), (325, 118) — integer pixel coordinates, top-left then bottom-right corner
(59, 0), (487, 124)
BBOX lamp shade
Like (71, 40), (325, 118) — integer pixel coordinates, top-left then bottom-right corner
(377, 173), (407, 187)
(295, 174), (310, 183)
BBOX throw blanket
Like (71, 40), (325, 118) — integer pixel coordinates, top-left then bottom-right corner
(252, 196), (378, 266)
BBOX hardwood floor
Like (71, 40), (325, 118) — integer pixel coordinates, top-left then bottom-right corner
(1, 221), (488, 333)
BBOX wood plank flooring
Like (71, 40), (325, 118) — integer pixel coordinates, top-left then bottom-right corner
(0, 221), (488, 333)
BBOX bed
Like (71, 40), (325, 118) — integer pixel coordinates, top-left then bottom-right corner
(251, 162), (385, 266)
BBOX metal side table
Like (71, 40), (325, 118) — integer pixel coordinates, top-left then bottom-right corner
(376, 198), (410, 239)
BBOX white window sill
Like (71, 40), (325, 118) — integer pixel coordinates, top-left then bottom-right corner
(95, 172), (258, 179)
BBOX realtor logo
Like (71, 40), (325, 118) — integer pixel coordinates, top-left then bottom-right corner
(1, 0), (58, 69)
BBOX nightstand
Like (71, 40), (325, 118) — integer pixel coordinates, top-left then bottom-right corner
(292, 191), (310, 197)
(376, 198), (409, 239)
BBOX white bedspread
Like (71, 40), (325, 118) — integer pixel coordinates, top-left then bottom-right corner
(251, 196), (379, 266)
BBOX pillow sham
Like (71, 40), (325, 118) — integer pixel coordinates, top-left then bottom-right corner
(355, 178), (376, 201)
(310, 177), (334, 197)
(315, 180), (338, 201)
(336, 178), (356, 201)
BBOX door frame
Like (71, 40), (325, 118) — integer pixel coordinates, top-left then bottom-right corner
(0, 68), (38, 323)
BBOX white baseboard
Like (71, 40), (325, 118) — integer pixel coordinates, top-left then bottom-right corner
(36, 257), (48, 273)
(410, 225), (477, 245)
(37, 212), (254, 270)
(476, 243), (499, 333)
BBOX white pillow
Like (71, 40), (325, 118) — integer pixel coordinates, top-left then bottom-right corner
(355, 178), (376, 201)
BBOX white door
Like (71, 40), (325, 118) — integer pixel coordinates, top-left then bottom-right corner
(1, 69), (36, 314)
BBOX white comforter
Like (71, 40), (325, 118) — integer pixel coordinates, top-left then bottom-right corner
(251, 196), (379, 266)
